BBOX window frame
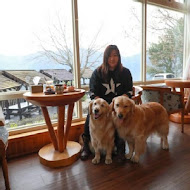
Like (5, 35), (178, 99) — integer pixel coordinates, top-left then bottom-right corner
(145, 0), (186, 81)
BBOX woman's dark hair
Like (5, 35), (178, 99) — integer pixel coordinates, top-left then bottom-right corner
(98, 45), (123, 82)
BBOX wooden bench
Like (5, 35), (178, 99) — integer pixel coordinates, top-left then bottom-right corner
(0, 91), (40, 120)
(3, 99), (38, 120)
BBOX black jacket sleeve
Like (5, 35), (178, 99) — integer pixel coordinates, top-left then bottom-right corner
(122, 68), (133, 98)
(89, 69), (100, 100)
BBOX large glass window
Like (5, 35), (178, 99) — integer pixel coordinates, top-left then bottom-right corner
(78, 0), (142, 82)
(78, 0), (142, 115)
(0, 0), (75, 131)
(0, 0), (187, 131)
(146, 5), (184, 81)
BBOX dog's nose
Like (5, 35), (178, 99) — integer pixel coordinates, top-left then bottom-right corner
(94, 109), (99, 114)
(118, 113), (123, 119)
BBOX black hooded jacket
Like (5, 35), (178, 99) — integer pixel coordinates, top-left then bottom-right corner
(89, 67), (133, 104)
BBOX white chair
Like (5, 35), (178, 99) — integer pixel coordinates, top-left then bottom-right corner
(132, 86), (142, 105)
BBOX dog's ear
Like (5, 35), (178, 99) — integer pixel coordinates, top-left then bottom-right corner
(110, 98), (115, 112)
(88, 100), (93, 115)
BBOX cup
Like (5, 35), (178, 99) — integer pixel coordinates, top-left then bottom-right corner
(55, 84), (63, 94)
(45, 80), (54, 91)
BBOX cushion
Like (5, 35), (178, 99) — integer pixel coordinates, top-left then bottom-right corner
(163, 92), (182, 112)
(142, 90), (160, 103)
(142, 89), (182, 113)
(0, 126), (8, 145)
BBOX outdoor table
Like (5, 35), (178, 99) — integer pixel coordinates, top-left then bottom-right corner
(23, 89), (85, 168)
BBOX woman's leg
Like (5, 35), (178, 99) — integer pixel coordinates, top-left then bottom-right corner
(80, 114), (91, 160)
(115, 131), (126, 162)
(83, 114), (90, 138)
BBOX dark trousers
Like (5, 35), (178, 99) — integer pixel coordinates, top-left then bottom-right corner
(83, 114), (125, 153)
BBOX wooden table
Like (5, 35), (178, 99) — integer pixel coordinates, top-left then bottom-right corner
(165, 80), (190, 89)
(165, 80), (190, 127)
(23, 89), (85, 168)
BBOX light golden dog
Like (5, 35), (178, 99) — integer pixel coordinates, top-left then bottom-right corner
(89, 98), (115, 164)
(111, 96), (169, 163)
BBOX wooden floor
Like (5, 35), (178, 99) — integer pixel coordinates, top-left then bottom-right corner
(1, 122), (190, 190)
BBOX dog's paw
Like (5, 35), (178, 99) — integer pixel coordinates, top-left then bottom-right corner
(105, 158), (112, 165)
(92, 158), (100, 164)
(125, 153), (132, 160)
(131, 155), (139, 163)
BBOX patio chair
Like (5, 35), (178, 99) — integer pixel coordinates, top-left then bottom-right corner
(141, 85), (184, 132)
(132, 86), (142, 105)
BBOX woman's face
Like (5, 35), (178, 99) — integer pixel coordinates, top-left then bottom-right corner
(108, 50), (119, 70)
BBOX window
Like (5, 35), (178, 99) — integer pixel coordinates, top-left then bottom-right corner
(0, 0), (188, 132)
(146, 5), (184, 81)
(0, 0), (76, 131)
(78, 0), (142, 115)
(78, 0), (142, 82)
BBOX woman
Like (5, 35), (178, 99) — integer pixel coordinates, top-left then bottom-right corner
(81, 45), (133, 161)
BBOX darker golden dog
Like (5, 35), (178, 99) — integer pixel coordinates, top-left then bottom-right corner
(111, 96), (169, 163)
(89, 98), (115, 164)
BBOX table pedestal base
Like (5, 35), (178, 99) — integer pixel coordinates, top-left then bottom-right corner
(39, 141), (81, 168)
(170, 113), (190, 124)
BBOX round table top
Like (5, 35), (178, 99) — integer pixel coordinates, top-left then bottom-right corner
(23, 89), (85, 107)
(165, 80), (190, 88)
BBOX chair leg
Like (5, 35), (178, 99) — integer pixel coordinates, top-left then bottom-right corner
(2, 156), (10, 190)
(181, 109), (184, 133)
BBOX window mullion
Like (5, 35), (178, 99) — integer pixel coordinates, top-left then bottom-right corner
(71, 0), (83, 119)
(142, 0), (147, 82)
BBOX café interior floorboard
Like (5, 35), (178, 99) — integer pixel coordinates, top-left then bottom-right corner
(1, 122), (190, 190)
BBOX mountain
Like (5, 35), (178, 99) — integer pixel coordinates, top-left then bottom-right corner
(122, 54), (141, 81)
(0, 53), (68, 71)
(0, 51), (148, 81)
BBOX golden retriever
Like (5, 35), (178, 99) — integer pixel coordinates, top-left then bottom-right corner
(111, 96), (169, 163)
(89, 98), (115, 164)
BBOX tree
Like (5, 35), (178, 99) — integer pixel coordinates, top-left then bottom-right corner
(36, 14), (104, 77)
(123, 6), (184, 79)
(147, 16), (184, 78)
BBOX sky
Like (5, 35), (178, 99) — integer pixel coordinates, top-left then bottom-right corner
(78, 0), (142, 57)
(0, 0), (142, 57)
(0, 0), (72, 56)
(0, 0), (184, 57)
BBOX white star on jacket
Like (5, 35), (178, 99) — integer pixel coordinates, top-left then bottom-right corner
(102, 78), (121, 95)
